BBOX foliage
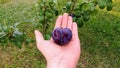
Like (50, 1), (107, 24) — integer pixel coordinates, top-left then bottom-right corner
(37, 0), (114, 33)
(0, 21), (35, 48)
(0, 0), (113, 48)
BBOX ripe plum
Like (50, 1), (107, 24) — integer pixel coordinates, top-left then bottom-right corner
(52, 28), (72, 45)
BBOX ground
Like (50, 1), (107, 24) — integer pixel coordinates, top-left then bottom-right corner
(0, 0), (120, 68)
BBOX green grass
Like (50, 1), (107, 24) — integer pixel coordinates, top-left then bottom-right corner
(0, 0), (120, 68)
(0, 0), (11, 4)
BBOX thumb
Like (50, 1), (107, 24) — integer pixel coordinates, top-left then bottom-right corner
(34, 30), (47, 56)
(34, 30), (44, 46)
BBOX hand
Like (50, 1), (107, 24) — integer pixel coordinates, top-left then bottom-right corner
(34, 13), (81, 68)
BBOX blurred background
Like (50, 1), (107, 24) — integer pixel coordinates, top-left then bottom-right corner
(0, 0), (120, 68)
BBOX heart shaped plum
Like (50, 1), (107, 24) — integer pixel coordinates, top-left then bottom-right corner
(52, 28), (72, 45)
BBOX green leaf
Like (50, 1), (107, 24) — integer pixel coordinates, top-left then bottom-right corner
(53, 0), (57, 3)
(14, 20), (34, 28)
(39, 16), (44, 23)
(76, 19), (84, 27)
(54, 9), (58, 16)
(107, 3), (113, 11)
(93, 0), (98, 5)
(79, 2), (95, 12)
(44, 34), (51, 40)
(2, 26), (8, 32)
(66, 2), (72, 10)
(83, 15), (90, 22)
(26, 38), (35, 44)
(80, 3), (89, 11)
(89, 2), (95, 11)
(0, 32), (6, 38)
(46, 11), (53, 18)
(98, 0), (106, 9)
(13, 29), (23, 36)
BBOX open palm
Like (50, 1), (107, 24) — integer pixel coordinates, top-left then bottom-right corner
(35, 13), (81, 68)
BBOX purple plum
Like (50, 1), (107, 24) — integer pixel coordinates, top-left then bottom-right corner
(69, 14), (75, 18)
(52, 28), (72, 45)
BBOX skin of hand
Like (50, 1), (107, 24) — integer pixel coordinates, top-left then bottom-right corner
(34, 13), (81, 68)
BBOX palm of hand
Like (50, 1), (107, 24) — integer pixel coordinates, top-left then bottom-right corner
(35, 13), (80, 66)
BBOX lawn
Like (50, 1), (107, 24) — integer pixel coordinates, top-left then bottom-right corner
(0, 0), (120, 68)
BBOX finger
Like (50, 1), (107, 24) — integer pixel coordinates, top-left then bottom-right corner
(67, 16), (72, 30)
(53, 15), (62, 40)
(34, 30), (44, 46)
(54, 15), (62, 29)
(61, 13), (68, 28)
(72, 22), (79, 40)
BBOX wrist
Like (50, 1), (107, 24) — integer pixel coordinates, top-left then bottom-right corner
(47, 59), (77, 68)
(47, 63), (67, 68)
